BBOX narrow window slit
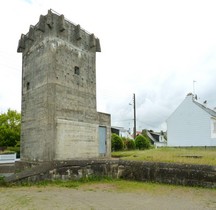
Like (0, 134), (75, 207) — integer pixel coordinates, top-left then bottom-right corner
(27, 82), (30, 90)
(74, 66), (80, 75)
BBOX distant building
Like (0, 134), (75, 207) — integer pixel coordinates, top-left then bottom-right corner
(111, 126), (131, 138)
(167, 93), (216, 146)
(130, 131), (142, 139)
(145, 130), (167, 147)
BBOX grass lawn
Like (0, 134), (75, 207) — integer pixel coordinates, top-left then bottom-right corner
(112, 147), (216, 166)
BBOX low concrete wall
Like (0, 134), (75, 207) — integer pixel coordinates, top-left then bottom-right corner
(4, 159), (216, 188)
(0, 163), (15, 174)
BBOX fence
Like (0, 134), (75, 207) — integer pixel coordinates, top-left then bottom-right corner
(0, 153), (16, 162)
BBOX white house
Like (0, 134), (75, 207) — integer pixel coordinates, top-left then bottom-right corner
(111, 126), (131, 138)
(167, 93), (216, 147)
(145, 130), (167, 147)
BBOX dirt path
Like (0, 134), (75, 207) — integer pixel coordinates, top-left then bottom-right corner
(0, 184), (215, 210)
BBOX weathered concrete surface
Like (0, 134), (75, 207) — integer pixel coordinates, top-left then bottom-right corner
(0, 163), (15, 173)
(4, 160), (216, 188)
(18, 10), (111, 162)
(119, 161), (216, 188)
(0, 163), (15, 177)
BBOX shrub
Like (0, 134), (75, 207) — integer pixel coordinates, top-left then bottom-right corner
(0, 176), (7, 186)
(111, 133), (124, 151)
(124, 139), (136, 150)
(7, 146), (20, 158)
(0, 150), (15, 154)
(141, 130), (153, 144)
(135, 134), (151, 150)
(121, 137), (127, 150)
(0, 109), (21, 147)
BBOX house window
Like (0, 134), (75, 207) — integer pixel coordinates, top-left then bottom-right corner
(74, 66), (80, 75)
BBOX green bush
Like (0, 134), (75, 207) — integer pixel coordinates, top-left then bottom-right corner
(111, 133), (124, 151)
(0, 150), (15, 154)
(0, 109), (21, 147)
(7, 146), (20, 158)
(135, 134), (151, 150)
(0, 176), (7, 186)
(142, 130), (152, 143)
(121, 137), (127, 150)
(124, 139), (136, 150)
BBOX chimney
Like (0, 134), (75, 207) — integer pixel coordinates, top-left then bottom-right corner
(203, 100), (207, 107)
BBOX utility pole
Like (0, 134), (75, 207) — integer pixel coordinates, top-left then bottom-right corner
(133, 93), (136, 139)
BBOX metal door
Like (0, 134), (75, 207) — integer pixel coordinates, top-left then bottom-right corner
(99, 126), (106, 154)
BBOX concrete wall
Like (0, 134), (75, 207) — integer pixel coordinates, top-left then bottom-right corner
(5, 160), (216, 188)
(18, 10), (110, 162)
(56, 120), (99, 159)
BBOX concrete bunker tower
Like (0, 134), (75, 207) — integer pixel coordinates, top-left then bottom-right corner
(17, 10), (111, 161)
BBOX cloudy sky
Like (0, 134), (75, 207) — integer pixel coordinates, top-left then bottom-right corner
(0, 0), (216, 132)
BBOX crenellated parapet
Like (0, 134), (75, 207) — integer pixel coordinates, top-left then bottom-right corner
(17, 9), (101, 53)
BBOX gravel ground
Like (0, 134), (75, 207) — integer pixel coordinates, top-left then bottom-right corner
(0, 183), (216, 210)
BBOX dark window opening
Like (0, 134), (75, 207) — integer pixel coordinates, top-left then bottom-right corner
(27, 82), (30, 90)
(74, 66), (80, 75)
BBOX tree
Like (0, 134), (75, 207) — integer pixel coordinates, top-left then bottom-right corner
(111, 133), (124, 151)
(0, 109), (21, 147)
(135, 134), (151, 150)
